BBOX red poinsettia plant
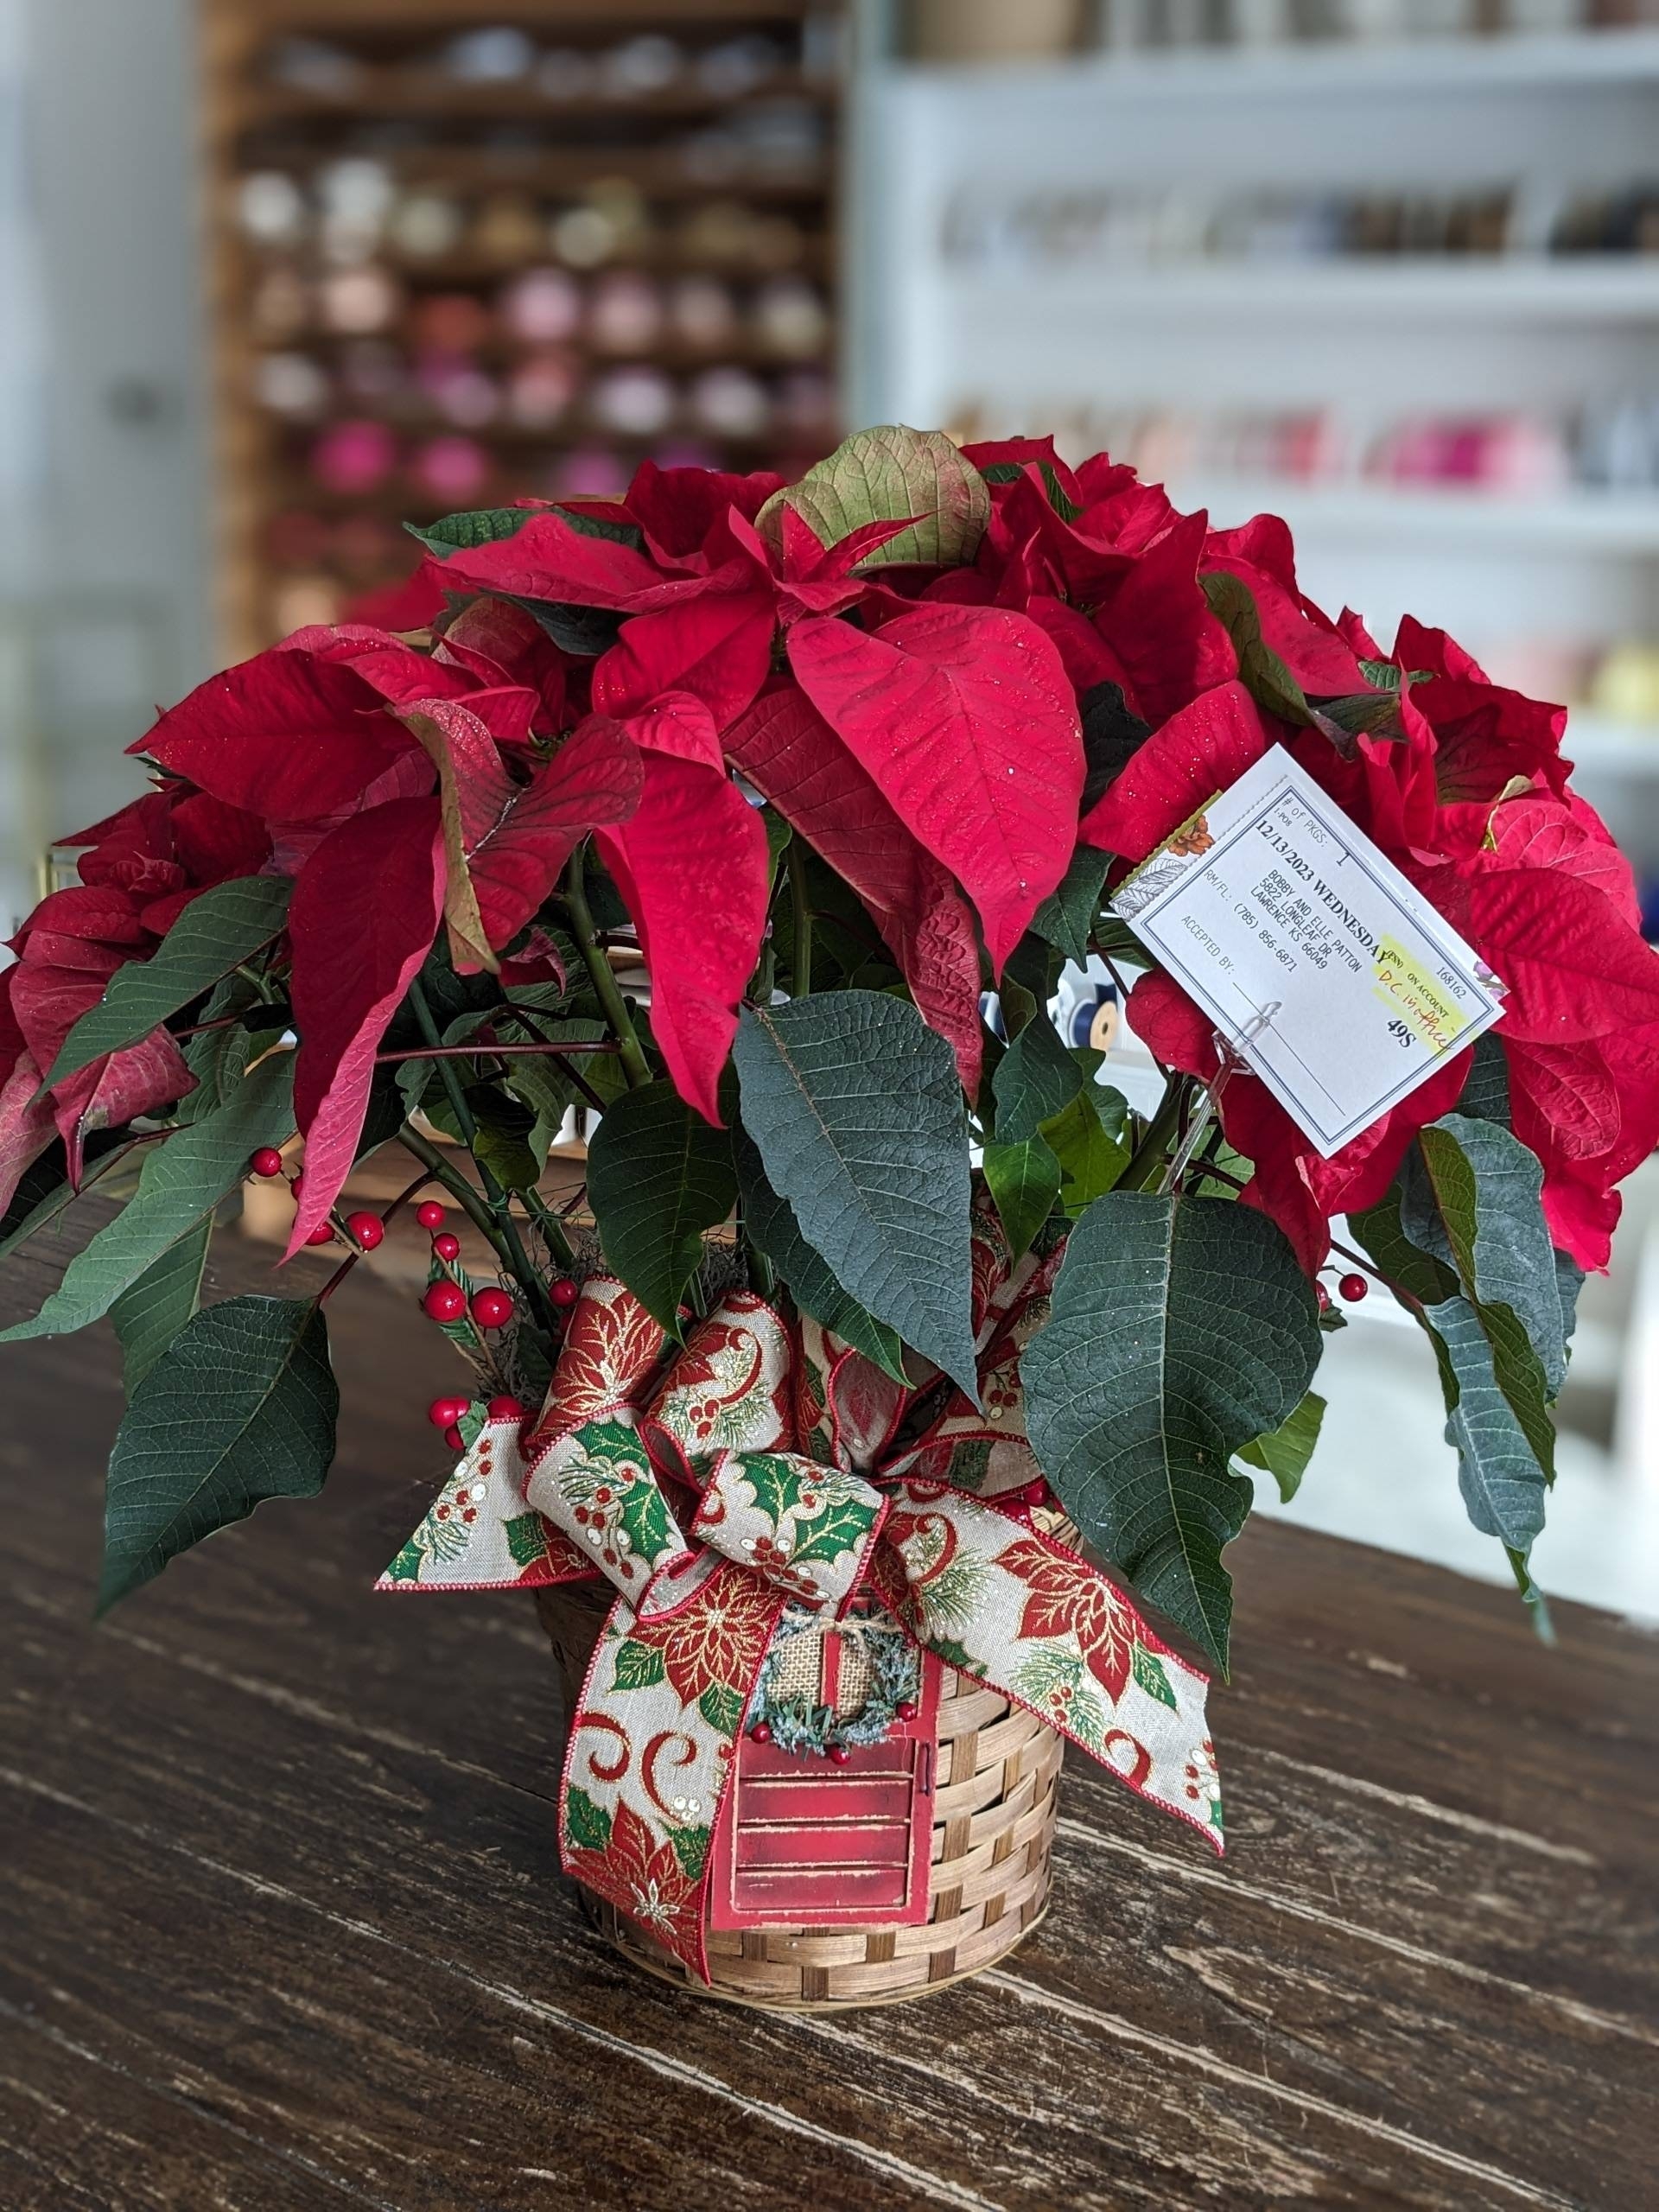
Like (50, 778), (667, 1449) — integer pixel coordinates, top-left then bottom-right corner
(3, 426), (1654, 1668)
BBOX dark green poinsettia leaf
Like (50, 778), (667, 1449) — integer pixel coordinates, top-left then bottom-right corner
(734, 1133), (907, 1382)
(976, 456), (1082, 522)
(0, 1131), (129, 1260)
(982, 1138), (1061, 1266)
(1357, 659), (1433, 691)
(177, 974), (261, 1122)
(1506, 1544), (1555, 1645)
(588, 1083), (738, 1332)
(545, 505), (645, 548)
(1090, 913), (1154, 972)
(1000, 931), (1063, 1030)
(1024, 1190), (1322, 1671)
(1420, 1294), (1554, 1554)
(410, 503), (643, 557)
(43, 876), (292, 1092)
(1555, 1250), (1585, 1364)
(1029, 845), (1111, 967)
(467, 1083), (540, 1192)
(1405, 1114), (1567, 1398)
(110, 1217), (212, 1395)
(99, 1294), (338, 1612)
(1349, 1186), (1459, 1308)
(734, 991), (976, 1399)
(408, 506), (537, 555)
(762, 806), (792, 887)
(0, 1048), (295, 1345)
(991, 1014), (1083, 1145)
(1370, 1109), (1571, 1566)
(1235, 1389), (1326, 1502)
(1078, 681), (1153, 814)
(1199, 571), (1312, 728)
(509, 592), (625, 658)
(1313, 692), (1408, 741)
(1043, 1083), (1129, 1220)
(1455, 1032), (1511, 1127)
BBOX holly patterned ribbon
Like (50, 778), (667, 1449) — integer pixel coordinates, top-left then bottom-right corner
(380, 1216), (1223, 1981)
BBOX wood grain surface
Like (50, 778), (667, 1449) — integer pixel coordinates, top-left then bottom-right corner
(2, 1218), (1656, 2211)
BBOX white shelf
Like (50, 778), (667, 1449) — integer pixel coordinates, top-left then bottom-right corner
(897, 29), (1659, 104)
(1166, 479), (1659, 552)
(943, 259), (1659, 321)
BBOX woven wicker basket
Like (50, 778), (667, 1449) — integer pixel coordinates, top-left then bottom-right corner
(535, 1581), (1063, 2010)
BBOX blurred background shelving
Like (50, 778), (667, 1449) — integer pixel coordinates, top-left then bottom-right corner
(850, 6), (1659, 895)
(202, 0), (847, 656)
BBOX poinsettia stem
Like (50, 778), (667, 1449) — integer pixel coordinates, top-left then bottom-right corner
(1121, 1077), (1191, 1192)
(564, 847), (651, 1090)
(395, 1126), (509, 1253)
(789, 852), (813, 998)
(521, 1184), (576, 1271)
(375, 1040), (620, 1060)
(1329, 1237), (1408, 1309)
(172, 1011), (255, 1042)
(734, 1194), (776, 1298)
(497, 1002), (612, 1115)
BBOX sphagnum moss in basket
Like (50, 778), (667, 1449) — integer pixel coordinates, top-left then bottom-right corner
(4, 428), (1655, 2005)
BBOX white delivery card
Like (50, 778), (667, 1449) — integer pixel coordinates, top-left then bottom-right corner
(1110, 745), (1505, 1157)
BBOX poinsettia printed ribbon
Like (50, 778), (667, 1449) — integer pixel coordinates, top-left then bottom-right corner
(379, 1210), (1223, 1980)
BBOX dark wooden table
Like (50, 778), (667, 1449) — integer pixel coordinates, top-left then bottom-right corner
(3, 1224), (1656, 2212)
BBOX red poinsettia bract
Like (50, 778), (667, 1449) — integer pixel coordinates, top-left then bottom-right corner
(8, 442), (1650, 1282)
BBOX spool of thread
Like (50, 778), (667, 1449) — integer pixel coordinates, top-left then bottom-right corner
(589, 270), (664, 354)
(507, 351), (580, 429)
(412, 290), (493, 354)
(310, 417), (397, 493)
(318, 264), (399, 336)
(410, 435), (491, 505)
(668, 275), (738, 349)
(500, 266), (583, 344)
(592, 365), (675, 436)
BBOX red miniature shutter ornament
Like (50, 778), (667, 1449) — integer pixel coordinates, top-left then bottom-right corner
(709, 1630), (941, 1929)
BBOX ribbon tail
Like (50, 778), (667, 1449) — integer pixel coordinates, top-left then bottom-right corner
(881, 1487), (1225, 1853)
(556, 1561), (788, 1982)
(376, 1417), (596, 1592)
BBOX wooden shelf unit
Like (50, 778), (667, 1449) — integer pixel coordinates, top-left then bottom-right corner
(200, 0), (845, 659)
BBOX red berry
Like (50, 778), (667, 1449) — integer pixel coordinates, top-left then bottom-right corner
(429, 1395), (470, 1429)
(749, 1721), (772, 1745)
(304, 1224), (334, 1246)
(895, 1700), (918, 1723)
(416, 1200), (446, 1230)
(443, 1424), (464, 1452)
(423, 1281), (467, 1323)
(827, 1742), (852, 1765)
(487, 1394), (524, 1421)
(431, 1230), (461, 1263)
(1338, 1272), (1369, 1304)
(249, 1147), (284, 1179)
(1021, 1478), (1047, 1506)
(289, 1172), (304, 1199)
(471, 1287), (514, 1330)
(1316, 1282), (1332, 1312)
(346, 1211), (385, 1251)
(550, 1276), (578, 1309)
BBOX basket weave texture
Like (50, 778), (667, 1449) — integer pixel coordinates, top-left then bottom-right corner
(535, 1582), (1064, 2010)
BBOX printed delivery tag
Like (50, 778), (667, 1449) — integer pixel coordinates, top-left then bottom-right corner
(1111, 745), (1504, 1157)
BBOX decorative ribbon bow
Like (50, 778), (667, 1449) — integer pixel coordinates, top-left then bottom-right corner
(381, 1211), (1222, 1980)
